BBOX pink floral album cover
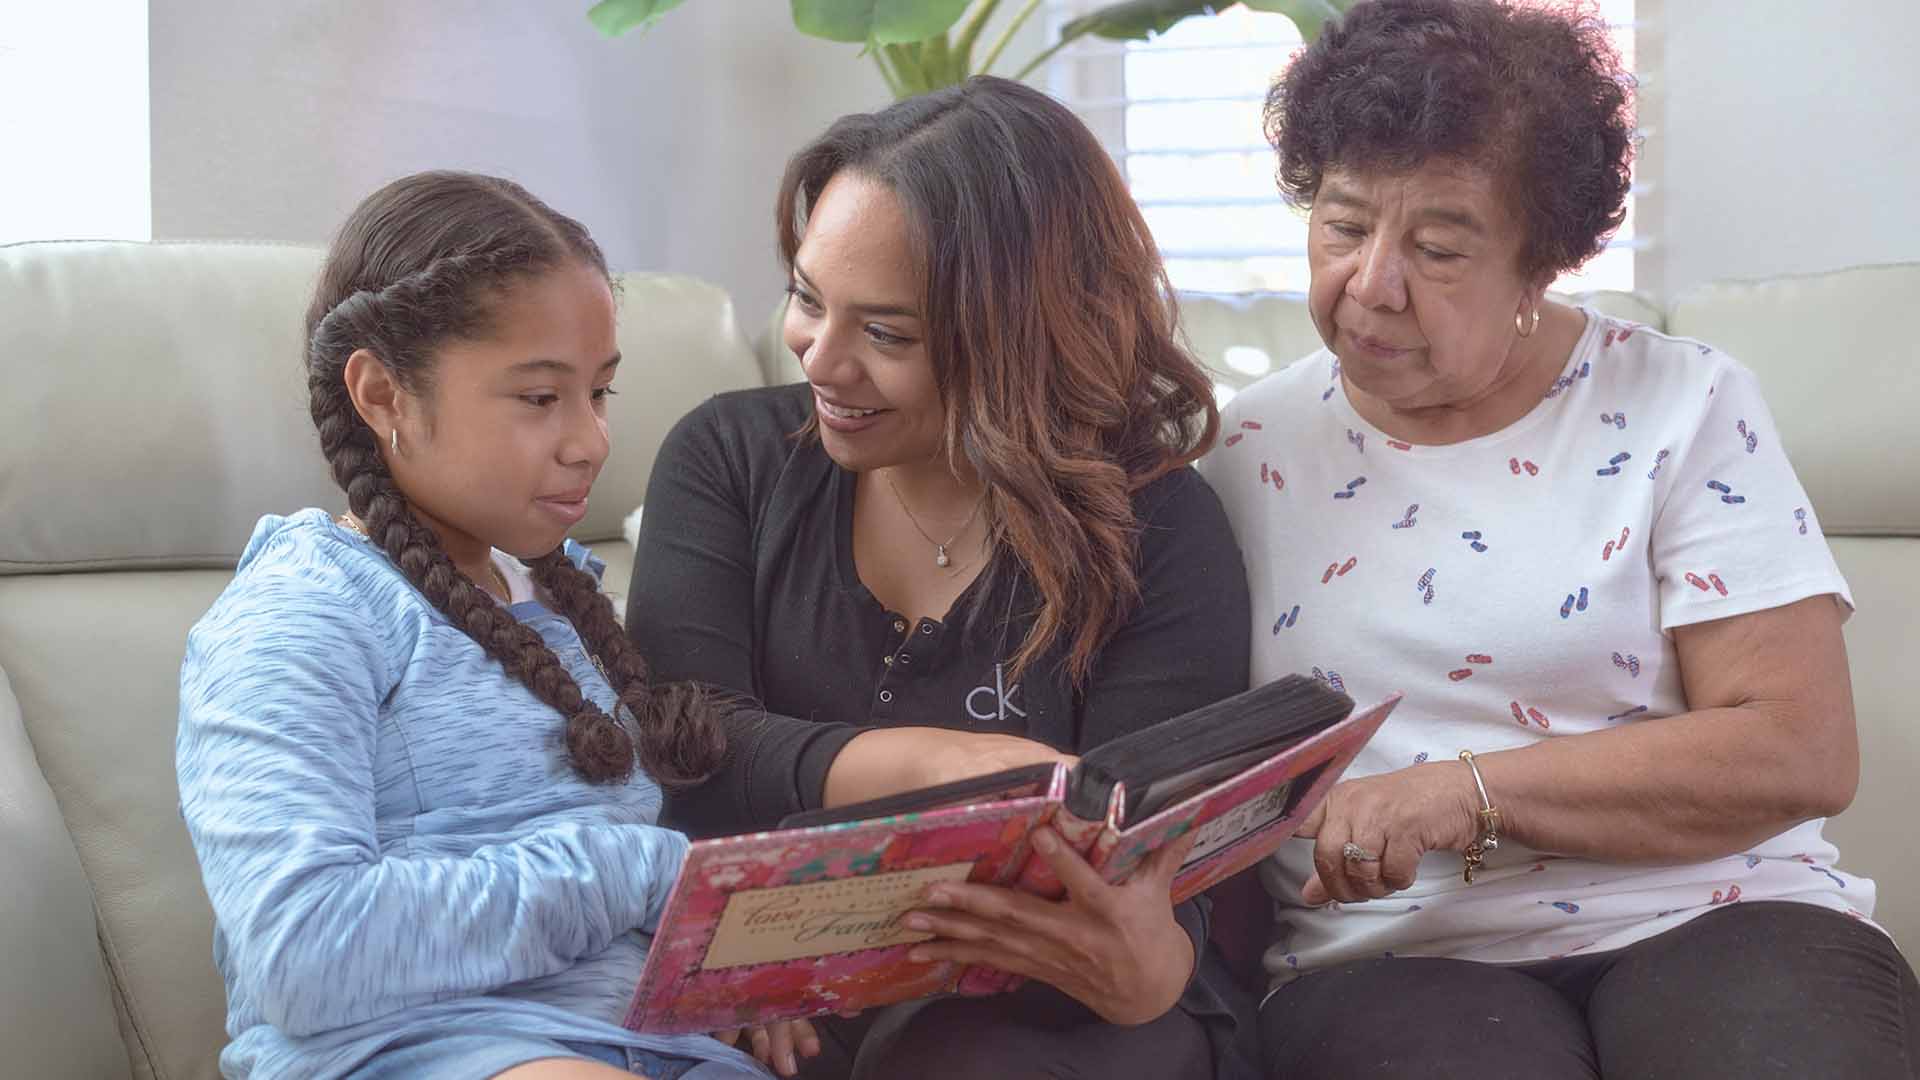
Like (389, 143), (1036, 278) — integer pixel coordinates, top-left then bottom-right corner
(624, 772), (1068, 1034)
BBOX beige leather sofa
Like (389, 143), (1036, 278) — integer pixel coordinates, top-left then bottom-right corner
(3, 241), (1913, 1079)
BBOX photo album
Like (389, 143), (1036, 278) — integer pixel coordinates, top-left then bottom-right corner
(624, 674), (1399, 1034)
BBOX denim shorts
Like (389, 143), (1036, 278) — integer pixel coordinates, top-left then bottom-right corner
(352, 1030), (758, 1079)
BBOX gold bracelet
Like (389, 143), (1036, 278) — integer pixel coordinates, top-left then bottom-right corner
(1458, 750), (1502, 884)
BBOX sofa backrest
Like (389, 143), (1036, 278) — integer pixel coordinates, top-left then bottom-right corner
(0, 240), (765, 1080)
(1667, 263), (1920, 946)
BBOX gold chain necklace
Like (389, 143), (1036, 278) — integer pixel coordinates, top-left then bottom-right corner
(883, 474), (986, 568)
(336, 513), (511, 602)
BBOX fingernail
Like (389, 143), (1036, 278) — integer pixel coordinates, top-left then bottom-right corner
(904, 914), (931, 931)
(925, 888), (949, 906)
(909, 946), (930, 962)
(1034, 828), (1058, 853)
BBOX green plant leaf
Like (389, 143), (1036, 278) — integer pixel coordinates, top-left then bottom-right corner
(1242, 0), (1355, 43)
(1059, 0), (1219, 42)
(587, 0), (691, 37)
(792, 0), (974, 46)
(1062, 0), (1351, 44)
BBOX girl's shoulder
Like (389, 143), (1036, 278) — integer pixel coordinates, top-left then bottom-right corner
(229, 508), (403, 591)
(194, 509), (424, 649)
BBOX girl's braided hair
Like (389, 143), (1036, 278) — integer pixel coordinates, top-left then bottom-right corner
(304, 170), (724, 786)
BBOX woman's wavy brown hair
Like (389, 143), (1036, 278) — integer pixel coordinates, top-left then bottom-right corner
(776, 76), (1221, 685)
(305, 170), (724, 786)
(1265, 0), (1634, 283)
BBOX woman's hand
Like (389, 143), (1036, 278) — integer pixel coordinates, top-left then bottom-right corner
(900, 826), (1198, 1026)
(713, 1017), (820, 1078)
(824, 727), (1076, 807)
(1295, 762), (1478, 905)
(915, 730), (1079, 789)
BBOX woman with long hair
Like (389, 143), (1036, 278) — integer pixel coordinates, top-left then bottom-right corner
(628, 76), (1255, 1079)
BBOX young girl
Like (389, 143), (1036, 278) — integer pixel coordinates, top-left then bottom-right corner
(176, 171), (771, 1079)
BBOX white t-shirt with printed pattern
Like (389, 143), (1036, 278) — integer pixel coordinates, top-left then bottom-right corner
(1198, 308), (1878, 982)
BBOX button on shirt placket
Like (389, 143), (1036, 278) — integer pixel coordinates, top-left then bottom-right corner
(876, 616), (912, 714)
(877, 617), (936, 716)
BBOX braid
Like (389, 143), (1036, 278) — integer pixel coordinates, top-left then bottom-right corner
(304, 170), (725, 786)
(313, 379), (640, 782)
(531, 553), (728, 789)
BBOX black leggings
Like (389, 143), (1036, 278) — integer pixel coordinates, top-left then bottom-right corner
(1260, 901), (1919, 1079)
(796, 979), (1215, 1080)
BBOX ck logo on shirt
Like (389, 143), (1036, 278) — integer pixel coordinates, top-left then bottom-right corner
(966, 663), (1026, 722)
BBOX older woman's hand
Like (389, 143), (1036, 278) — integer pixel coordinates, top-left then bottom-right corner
(1295, 762), (1480, 904)
(899, 826), (1199, 1026)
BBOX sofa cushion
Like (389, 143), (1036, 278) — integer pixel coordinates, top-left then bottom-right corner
(0, 241), (765, 575)
(0, 242), (330, 576)
(1821, 538), (1920, 950)
(1667, 263), (1920, 537)
(0, 663), (131, 1080)
(1177, 292), (1330, 394)
(757, 294), (806, 387)
(0, 571), (235, 1080)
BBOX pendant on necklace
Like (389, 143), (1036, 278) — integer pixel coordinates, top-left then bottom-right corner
(935, 545), (951, 568)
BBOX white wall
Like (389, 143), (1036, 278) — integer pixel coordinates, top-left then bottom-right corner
(150, 3), (1916, 315)
(1638, 0), (1920, 303)
(148, 2), (893, 325)
(0, 1), (150, 243)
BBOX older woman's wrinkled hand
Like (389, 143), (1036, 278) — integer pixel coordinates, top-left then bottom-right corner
(1295, 762), (1482, 905)
(899, 825), (1198, 1026)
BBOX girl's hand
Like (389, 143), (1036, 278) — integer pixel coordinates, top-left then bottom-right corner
(1294, 762), (1479, 905)
(901, 826), (1198, 1026)
(713, 1018), (820, 1078)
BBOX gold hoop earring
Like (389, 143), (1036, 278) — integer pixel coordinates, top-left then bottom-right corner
(390, 429), (399, 456)
(1515, 307), (1541, 339)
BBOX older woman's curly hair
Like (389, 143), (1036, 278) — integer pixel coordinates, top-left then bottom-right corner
(1265, 0), (1634, 283)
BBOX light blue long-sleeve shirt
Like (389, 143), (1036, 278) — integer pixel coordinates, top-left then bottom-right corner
(177, 510), (766, 1078)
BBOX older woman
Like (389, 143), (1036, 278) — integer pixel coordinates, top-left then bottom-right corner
(1197, 1), (1920, 1076)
